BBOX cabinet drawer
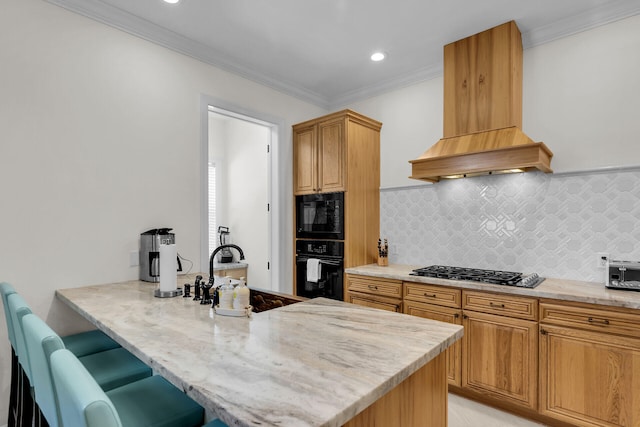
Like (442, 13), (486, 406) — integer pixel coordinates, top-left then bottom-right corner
(404, 282), (461, 308)
(463, 291), (538, 321)
(348, 292), (401, 313)
(346, 275), (402, 299)
(540, 300), (640, 339)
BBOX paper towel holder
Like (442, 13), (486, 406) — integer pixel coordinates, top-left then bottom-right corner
(154, 288), (183, 298)
(155, 239), (183, 298)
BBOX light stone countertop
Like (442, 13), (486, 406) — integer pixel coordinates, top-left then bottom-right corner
(345, 264), (640, 310)
(212, 261), (248, 271)
(56, 277), (462, 427)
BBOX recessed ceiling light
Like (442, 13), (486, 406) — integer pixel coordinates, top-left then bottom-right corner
(164, 0), (180, 4)
(370, 52), (386, 62)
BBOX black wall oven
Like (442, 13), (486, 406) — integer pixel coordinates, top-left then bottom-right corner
(296, 192), (344, 240)
(295, 240), (344, 301)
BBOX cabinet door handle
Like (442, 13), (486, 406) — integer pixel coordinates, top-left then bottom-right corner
(489, 302), (506, 308)
(424, 293), (437, 298)
(463, 314), (468, 320)
(453, 313), (460, 319)
(587, 317), (610, 325)
(540, 328), (548, 335)
(368, 285), (378, 291)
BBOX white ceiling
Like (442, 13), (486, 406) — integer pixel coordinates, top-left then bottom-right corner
(47, 0), (640, 109)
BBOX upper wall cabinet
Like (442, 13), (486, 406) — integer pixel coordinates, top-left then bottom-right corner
(293, 117), (344, 194)
(293, 110), (381, 195)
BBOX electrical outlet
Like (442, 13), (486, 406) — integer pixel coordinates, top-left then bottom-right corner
(596, 252), (609, 269)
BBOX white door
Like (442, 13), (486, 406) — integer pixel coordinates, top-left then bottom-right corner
(208, 109), (272, 290)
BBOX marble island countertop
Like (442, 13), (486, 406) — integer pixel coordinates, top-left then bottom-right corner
(346, 264), (640, 310)
(56, 277), (462, 427)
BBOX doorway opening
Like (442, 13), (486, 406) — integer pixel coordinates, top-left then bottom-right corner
(202, 104), (278, 291)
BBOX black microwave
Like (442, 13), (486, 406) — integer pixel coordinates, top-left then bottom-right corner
(296, 192), (344, 240)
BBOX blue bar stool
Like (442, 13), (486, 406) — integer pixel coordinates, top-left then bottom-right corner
(2, 282), (123, 426)
(7, 293), (152, 426)
(2, 283), (120, 356)
(203, 420), (229, 426)
(22, 313), (156, 427)
(51, 348), (208, 427)
(0, 283), (19, 427)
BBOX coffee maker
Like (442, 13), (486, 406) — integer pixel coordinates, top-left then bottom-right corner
(217, 226), (234, 263)
(140, 228), (177, 282)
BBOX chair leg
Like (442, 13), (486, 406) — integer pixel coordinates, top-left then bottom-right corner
(33, 402), (50, 427)
(7, 348), (19, 427)
(16, 364), (33, 427)
(12, 354), (50, 427)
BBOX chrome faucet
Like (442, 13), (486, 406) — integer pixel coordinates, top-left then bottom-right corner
(208, 244), (245, 279)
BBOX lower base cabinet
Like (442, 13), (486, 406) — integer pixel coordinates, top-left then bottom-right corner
(539, 325), (640, 427)
(462, 310), (538, 410)
(539, 301), (640, 427)
(461, 291), (539, 411)
(345, 274), (402, 312)
(348, 273), (640, 427)
(404, 300), (462, 386)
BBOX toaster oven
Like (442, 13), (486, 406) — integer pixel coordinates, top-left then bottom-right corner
(606, 260), (640, 291)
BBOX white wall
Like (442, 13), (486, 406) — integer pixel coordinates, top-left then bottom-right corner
(346, 14), (640, 188)
(0, 0), (325, 420)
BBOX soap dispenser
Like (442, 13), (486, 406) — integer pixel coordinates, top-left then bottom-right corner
(233, 277), (250, 310)
(218, 276), (234, 309)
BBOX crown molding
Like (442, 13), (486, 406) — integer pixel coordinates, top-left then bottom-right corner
(46, 0), (640, 109)
(521, 0), (640, 48)
(45, 0), (332, 108)
(328, 63), (443, 110)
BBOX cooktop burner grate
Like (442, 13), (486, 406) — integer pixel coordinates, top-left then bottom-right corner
(409, 265), (544, 288)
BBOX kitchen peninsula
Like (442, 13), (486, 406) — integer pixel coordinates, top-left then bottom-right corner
(55, 275), (463, 427)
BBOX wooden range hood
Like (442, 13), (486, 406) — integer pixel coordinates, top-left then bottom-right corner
(410, 21), (553, 183)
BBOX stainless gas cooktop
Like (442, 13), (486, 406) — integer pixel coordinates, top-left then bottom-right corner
(409, 265), (544, 288)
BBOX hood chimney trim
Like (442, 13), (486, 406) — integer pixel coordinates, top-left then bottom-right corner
(409, 126), (553, 182)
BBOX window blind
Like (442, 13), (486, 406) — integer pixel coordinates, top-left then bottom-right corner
(208, 162), (217, 255)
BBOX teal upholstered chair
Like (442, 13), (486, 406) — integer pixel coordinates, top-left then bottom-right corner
(8, 293), (152, 426)
(0, 282), (19, 427)
(203, 420), (229, 426)
(51, 348), (207, 427)
(22, 313), (154, 427)
(1, 282), (122, 426)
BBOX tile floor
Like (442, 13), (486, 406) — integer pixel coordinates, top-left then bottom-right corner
(449, 394), (547, 427)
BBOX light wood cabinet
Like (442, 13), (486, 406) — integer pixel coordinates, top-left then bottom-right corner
(348, 293), (401, 313)
(462, 291), (538, 410)
(346, 274), (401, 312)
(405, 299), (462, 386)
(463, 291), (538, 321)
(292, 110), (382, 299)
(539, 301), (640, 427)
(404, 282), (461, 309)
(347, 272), (640, 426)
(404, 282), (462, 386)
(212, 266), (247, 281)
(293, 118), (345, 194)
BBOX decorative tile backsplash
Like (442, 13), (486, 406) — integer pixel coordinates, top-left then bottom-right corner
(380, 168), (640, 283)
